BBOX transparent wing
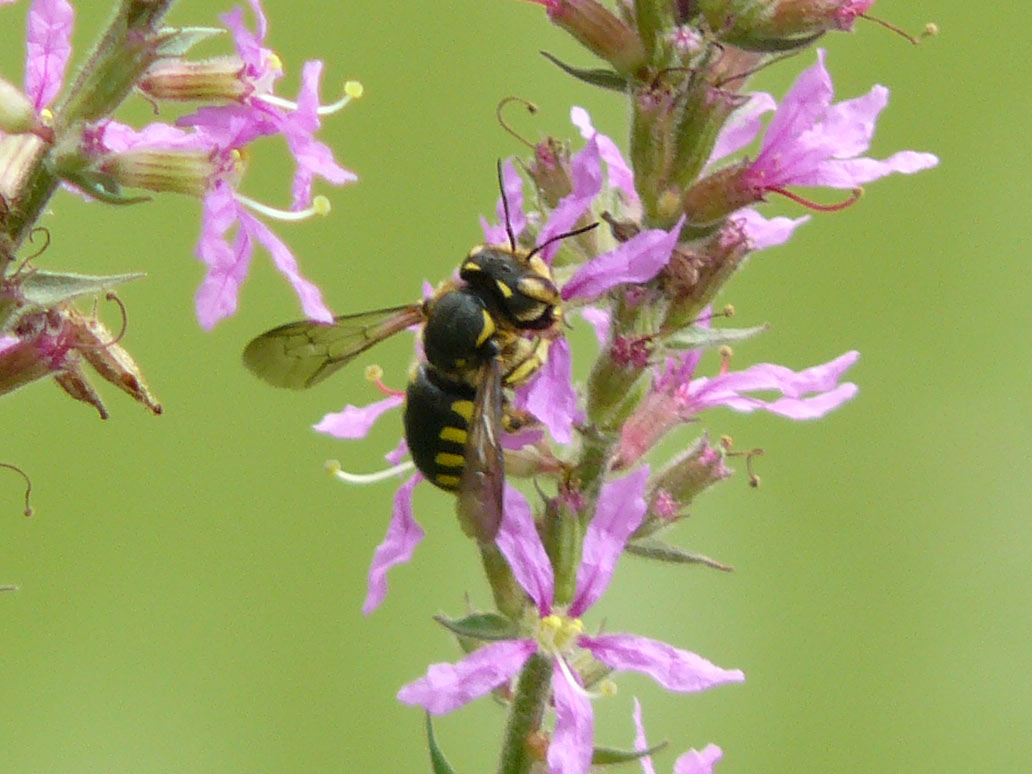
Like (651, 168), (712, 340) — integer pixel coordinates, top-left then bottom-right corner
(242, 304), (424, 389)
(456, 358), (505, 541)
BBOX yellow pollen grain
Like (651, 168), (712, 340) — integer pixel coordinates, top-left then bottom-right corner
(495, 280), (514, 299)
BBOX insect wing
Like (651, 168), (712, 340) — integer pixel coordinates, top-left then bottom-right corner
(243, 304), (424, 389)
(456, 358), (505, 542)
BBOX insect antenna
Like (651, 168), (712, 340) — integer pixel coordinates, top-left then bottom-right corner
(525, 222), (600, 263)
(495, 158), (519, 252)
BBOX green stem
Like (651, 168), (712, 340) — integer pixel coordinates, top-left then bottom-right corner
(1, 0), (177, 263)
(480, 543), (526, 622)
(496, 653), (553, 774)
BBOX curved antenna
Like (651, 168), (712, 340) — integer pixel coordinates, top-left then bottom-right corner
(495, 159), (518, 252)
(526, 222), (599, 263)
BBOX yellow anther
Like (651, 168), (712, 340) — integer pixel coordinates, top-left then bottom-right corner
(345, 80), (364, 99)
(540, 614), (562, 633)
(266, 53), (283, 72)
(324, 459), (343, 477)
(39, 107), (54, 125)
(599, 679), (618, 697)
(365, 364), (384, 382)
(312, 195), (331, 216)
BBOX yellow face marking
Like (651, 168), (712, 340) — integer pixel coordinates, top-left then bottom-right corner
(475, 310), (496, 347)
(434, 452), (466, 469)
(462, 260), (481, 273)
(435, 474), (461, 488)
(439, 426), (468, 444)
(495, 279), (514, 299)
(528, 254), (551, 279)
(517, 276), (558, 304)
(451, 400), (474, 421)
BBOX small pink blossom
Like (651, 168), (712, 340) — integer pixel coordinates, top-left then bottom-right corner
(398, 471), (743, 774)
(632, 698), (723, 774)
(742, 49), (938, 195)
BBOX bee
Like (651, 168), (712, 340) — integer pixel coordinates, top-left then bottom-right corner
(243, 165), (594, 540)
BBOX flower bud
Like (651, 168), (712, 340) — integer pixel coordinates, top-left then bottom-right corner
(526, 137), (573, 209)
(700, 0), (869, 50)
(138, 57), (252, 102)
(99, 146), (220, 197)
(0, 76), (42, 135)
(647, 434), (731, 518)
(533, 0), (647, 77)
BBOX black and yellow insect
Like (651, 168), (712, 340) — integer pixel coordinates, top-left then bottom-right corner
(243, 168), (593, 539)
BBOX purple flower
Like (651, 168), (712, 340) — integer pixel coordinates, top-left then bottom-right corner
(632, 698), (722, 774)
(738, 49), (938, 197)
(398, 469), (743, 774)
(616, 349), (860, 467)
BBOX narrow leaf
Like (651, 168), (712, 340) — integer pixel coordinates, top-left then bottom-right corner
(426, 713), (458, 774)
(540, 51), (626, 92)
(664, 323), (769, 352)
(626, 538), (733, 571)
(19, 271), (146, 308)
(592, 740), (668, 765)
(434, 612), (519, 642)
(154, 26), (225, 56)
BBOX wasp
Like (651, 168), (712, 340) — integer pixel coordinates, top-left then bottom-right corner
(243, 166), (594, 539)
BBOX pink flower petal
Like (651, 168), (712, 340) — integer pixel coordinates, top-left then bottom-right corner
(25, 0), (73, 111)
(562, 216), (684, 302)
(396, 638), (536, 714)
(362, 474), (424, 614)
(631, 698), (658, 774)
(580, 633), (745, 692)
(734, 208), (810, 251)
(570, 106), (638, 209)
(519, 337), (576, 444)
(236, 209), (333, 324)
(708, 92), (776, 166)
(536, 138), (603, 263)
(758, 49), (832, 163)
(195, 187), (251, 330)
(674, 745), (724, 774)
(570, 466), (649, 617)
(579, 306), (611, 348)
(802, 150), (940, 188)
(495, 484), (554, 613)
(547, 661), (594, 774)
(697, 350), (859, 400)
(313, 394), (404, 438)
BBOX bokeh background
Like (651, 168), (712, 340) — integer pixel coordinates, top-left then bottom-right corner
(1, 1), (1029, 771)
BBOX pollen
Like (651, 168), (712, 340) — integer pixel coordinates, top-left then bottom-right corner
(38, 108), (54, 125)
(266, 53), (284, 72)
(345, 80), (364, 99)
(312, 195), (331, 216)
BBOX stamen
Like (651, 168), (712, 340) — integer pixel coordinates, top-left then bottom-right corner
(496, 96), (538, 150)
(257, 79), (363, 115)
(79, 293), (129, 351)
(860, 14), (939, 45)
(715, 51), (800, 88)
(769, 186), (863, 212)
(693, 304), (735, 324)
(0, 462), (34, 517)
(325, 458), (414, 485)
(718, 345), (732, 376)
(554, 654), (601, 700)
(723, 443), (764, 488)
(234, 193), (331, 221)
(365, 364), (405, 398)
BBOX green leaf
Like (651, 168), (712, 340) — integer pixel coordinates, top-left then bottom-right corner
(663, 323), (769, 352)
(724, 30), (826, 53)
(434, 612), (519, 642)
(19, 270), (146, 308)
(154, 26), (225, 56)
(426, 713), (458, 774)
(592, 740), (668, 765)
(540, 51), (627, 92)
(626, 538), (733, 571)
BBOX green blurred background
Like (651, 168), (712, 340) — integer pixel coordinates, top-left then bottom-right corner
(2, 1), (1029, 771)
